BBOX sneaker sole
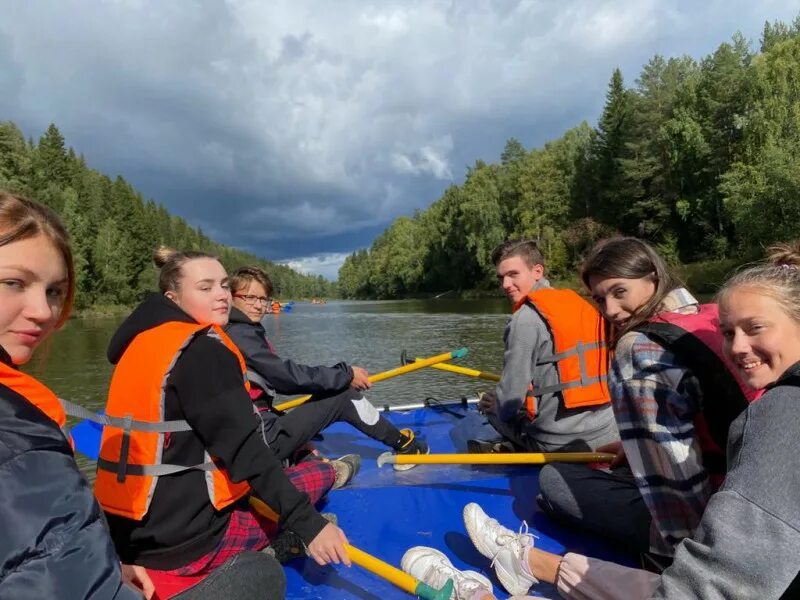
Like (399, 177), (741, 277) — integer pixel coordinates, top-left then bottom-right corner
(463, 503), (494, 559)
(393, 446), (430, 471)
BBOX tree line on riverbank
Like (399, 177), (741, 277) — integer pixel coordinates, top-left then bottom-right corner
(0, 122), (336, 309)
(339, 18), (800, 299)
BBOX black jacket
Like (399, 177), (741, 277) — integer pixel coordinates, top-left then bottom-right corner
(104, 294), (328, 569)
(0, 347), (139, 599)
(225, 306), (353, 400)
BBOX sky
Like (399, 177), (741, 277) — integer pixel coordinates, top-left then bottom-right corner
(2, 1), (799, 280)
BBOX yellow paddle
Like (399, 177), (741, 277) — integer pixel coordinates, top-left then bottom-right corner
(274, 348), (469, 412)
(377, 451), (616, 468)
(401, 350), (500, 382)
(249, 497), (453, 599)
(422, 360), (500, 382)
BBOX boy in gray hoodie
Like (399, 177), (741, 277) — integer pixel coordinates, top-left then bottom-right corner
(477, 240), (618, 453)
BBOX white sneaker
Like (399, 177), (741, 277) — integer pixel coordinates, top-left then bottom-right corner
(463, 503), (538, 596)
(401, 546), (493, 600)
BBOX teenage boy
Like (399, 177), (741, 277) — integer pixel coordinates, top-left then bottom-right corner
(476, 240), (618, 452)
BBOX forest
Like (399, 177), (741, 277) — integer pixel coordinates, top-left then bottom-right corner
(339, 18), (800, 299)
(0, 123), (337, 309)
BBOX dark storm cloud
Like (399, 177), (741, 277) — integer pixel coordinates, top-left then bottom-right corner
(2, 0), (799, 277)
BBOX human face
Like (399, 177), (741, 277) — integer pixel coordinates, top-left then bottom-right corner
(166, 258), (231, 326)
(232, 280), (269, 323)
(588, 274), (656, 330)
(0, 234), (69, 365)
(720, 287), (800, 390)
(496, 255), (544, 305)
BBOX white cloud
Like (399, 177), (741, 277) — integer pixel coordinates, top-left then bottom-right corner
(2, 0), (799, 264)
(279, 252), (351, 281)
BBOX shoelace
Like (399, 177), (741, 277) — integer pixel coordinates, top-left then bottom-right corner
(488, 520), (537, 570)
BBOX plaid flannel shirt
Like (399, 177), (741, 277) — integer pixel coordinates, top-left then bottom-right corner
(610, 288), (710, 557)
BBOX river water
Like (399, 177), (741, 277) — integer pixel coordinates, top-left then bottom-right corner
(25, 299), (512, 473)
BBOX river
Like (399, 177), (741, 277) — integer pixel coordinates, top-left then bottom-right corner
(25, 298), (512, 473)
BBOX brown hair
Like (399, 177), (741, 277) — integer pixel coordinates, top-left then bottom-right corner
(581, 236), (683, 344)
(230, 266), (273, 297)
(0, 191), (75, 327)
(491, 239), (545, 268)
(153, 246), (217, 293)
(716, 241), (800, 323)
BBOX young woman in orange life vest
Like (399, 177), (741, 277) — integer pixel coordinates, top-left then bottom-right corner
(0, 191), (149, 599)
(94, 248), (350, 597)
(537, 237), (759, 566)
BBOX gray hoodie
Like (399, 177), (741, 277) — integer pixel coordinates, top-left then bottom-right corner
(653, 366), (800, 599)
(494, 278), (619, 451)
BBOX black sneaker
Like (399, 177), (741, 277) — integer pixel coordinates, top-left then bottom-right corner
(394, 428), (429, 471)
(330, 454), (361, 489)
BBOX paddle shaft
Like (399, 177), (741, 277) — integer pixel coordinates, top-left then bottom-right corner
(423, 360), (500, 382)
(386, 451), (616, 466)
(273, 348), (468, 412)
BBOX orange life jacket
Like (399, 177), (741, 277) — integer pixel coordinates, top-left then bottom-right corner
(94, 322), (251, 520)
(513, 288), (610, 419)
(0, 360), (74, 448)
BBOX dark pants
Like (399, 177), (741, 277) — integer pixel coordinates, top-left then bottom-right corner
(173, 552), (286, 599)
(487, 412), (592, 452)
(537, 463), (652, 554)
(266, 389), (404, 461)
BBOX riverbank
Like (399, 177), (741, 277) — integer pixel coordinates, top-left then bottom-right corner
(363, 257), (751, 301)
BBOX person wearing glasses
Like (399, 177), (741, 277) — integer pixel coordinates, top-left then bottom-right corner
(225, 266), (429, 482)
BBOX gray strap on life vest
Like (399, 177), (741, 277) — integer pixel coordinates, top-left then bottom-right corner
(535, 341), (604, 365)
(246, 369), (276, 397)
(97, 458), (219, 477)
(531, 341), (607, 397)
(59, 398), (193, 433)
(117, 414), (132, 483)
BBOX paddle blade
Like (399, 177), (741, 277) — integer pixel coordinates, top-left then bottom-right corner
(71, 417), (103, 460)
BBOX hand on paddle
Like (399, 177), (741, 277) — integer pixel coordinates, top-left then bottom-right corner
(308, 522), (352, 567)
(350, 366), (372, 390)
(121, 563), (155, 599)
(478, 390), (497, 415)
(596, 441), (627, 468)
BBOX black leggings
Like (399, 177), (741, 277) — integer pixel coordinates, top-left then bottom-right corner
(264, 388), (405, 461)
(173, 551), (285, 599)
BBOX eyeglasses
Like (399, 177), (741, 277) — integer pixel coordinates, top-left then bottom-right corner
(233, 294), (270, 306)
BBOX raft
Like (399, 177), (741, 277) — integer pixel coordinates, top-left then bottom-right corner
(71, 399), (635, 598)
(282, 399), (635, 599)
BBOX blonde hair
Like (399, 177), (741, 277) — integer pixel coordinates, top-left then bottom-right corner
(153, 246), (217, 293)
(0, 191), (75, 327)
(716, 241), (800, 323)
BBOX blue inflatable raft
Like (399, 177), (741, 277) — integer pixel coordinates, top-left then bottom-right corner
(281, 400), (634, 599)
(71, 399), (635, 598)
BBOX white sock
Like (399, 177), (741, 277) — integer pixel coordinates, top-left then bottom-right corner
(519, 546), (535, 579)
